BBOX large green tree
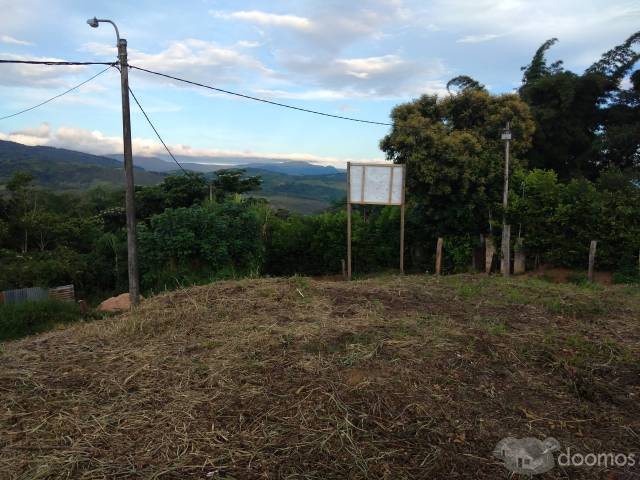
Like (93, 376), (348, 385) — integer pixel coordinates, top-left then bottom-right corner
(211, 169), (262, 202)
(380, 89), (534, 236)
(520, 32), (639, 179)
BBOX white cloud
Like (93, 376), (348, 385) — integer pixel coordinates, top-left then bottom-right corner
(215, 2), (410, 53)
(0, 53), (86, 88)
(0, 124), (382, 167)
(274, 51), (448, 98)
(79, 42), (116, 57)
(81, 38), (273, 87)
(425, 0), (639, 46)
(210, 2), (450, 99)
(235, 40), (261, 48)
(0, 34), (33, 46)
(457, 33), (504, 44)
(10, 122), (50, 138)
(253, 88), (352, 101)
(213, 10), (312, 31)
(335, 55), (408, 79)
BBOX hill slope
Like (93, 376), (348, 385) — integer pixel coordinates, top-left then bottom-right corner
(0, 140), (165, 189)
(243, 168), (346, 213)
(1, 275), (638, 479)
(0, 140), (345, 212)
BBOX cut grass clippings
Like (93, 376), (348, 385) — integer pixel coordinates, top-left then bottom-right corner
(0, 274), (639, 479)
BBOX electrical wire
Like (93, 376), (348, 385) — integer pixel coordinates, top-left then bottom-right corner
(0, 60), (117, 66)
(129, 64), (394, 126)
(0, 65), (114, 121)
(0, 58), (427, 137)
(127, 85), (189, 174)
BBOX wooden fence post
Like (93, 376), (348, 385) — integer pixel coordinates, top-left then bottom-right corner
(485, 236), (495, 274)
(435, 237), (443, 275)
(501, 225), (511, 277)
(588, 240), (597, 282)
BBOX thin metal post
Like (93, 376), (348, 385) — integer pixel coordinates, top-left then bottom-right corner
(118, 39), (140, 305)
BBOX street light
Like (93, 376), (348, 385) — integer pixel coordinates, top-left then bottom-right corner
(87, 17), (139, 306)
(500, 122), (512, 277)
(86, 17), (120, 41)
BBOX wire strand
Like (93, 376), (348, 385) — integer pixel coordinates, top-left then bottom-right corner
(0, 60), (117, 66)
(129, 64), (394, 126)
(127, 85), (189, 174)
(0, 58), (426, 137)
(0, 65), (114, 121)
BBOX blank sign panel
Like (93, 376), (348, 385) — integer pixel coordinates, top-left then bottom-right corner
(349, 163), (404, 205)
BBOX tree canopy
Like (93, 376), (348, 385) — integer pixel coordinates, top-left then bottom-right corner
(380, 89), (534, 235)
(519, 32), (639, 179)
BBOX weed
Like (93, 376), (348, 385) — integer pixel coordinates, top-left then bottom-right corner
(475, 317), (508, 336)
(201, 339), (224, 349)
(0, 299), (83, 341)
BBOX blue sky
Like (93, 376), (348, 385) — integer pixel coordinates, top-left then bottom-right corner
(0, 0), (638, 166)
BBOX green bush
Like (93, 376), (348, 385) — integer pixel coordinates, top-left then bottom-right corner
(264, 205), (402, 276)
(442, 235), (476, 273)
(0, 299), (81, 341)
(612, 271), (640, 284)
(138, 202), (263, 291)
(510, 169), (640, 273)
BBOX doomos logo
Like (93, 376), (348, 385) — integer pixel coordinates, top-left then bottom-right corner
(493, 437), (560, 475)
(493, 437), (637, 475)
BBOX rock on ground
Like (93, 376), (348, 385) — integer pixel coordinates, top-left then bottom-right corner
(97, 293), (142, 312)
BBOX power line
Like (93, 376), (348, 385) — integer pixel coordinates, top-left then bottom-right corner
(127, 85), (188, 174)
(129, 64), (394, 126)
(0, 65), (114, 121)
(0, 59), (117, 66)
(0, 58), (428, 135)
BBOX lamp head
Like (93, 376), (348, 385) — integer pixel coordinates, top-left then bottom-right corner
(87, 17), (99, 28)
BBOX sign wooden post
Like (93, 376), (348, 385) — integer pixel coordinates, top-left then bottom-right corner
(346, 162), (406, 280)
(400, 204), (405, 274)
(347, 163), (352, 280)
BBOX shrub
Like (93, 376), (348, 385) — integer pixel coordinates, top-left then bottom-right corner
(0, 299), (81, 341)
(138, 202), (263, 291)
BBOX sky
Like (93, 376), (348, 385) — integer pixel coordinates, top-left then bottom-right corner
(0, 0), (638, 167)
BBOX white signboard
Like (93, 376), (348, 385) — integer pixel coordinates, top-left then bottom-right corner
(348, 163), (405, 205)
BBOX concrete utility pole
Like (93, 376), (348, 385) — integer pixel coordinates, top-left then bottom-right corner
(500, 122), (512, 277)
(87, 18), (140, 305)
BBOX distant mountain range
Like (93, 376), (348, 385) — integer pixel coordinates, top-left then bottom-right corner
(106, 153), (344, 176)
(0, 140), (347, 213)
(0, 140), (166, 189)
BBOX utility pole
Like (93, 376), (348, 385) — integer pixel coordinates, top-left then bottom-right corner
(500, 122), (512, 277)
(88, 18), (140, 305)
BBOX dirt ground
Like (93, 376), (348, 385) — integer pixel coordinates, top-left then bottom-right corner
(1, 274), (639, 479)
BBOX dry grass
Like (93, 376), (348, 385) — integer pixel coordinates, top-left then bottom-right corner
(1, 274), (639, 479)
